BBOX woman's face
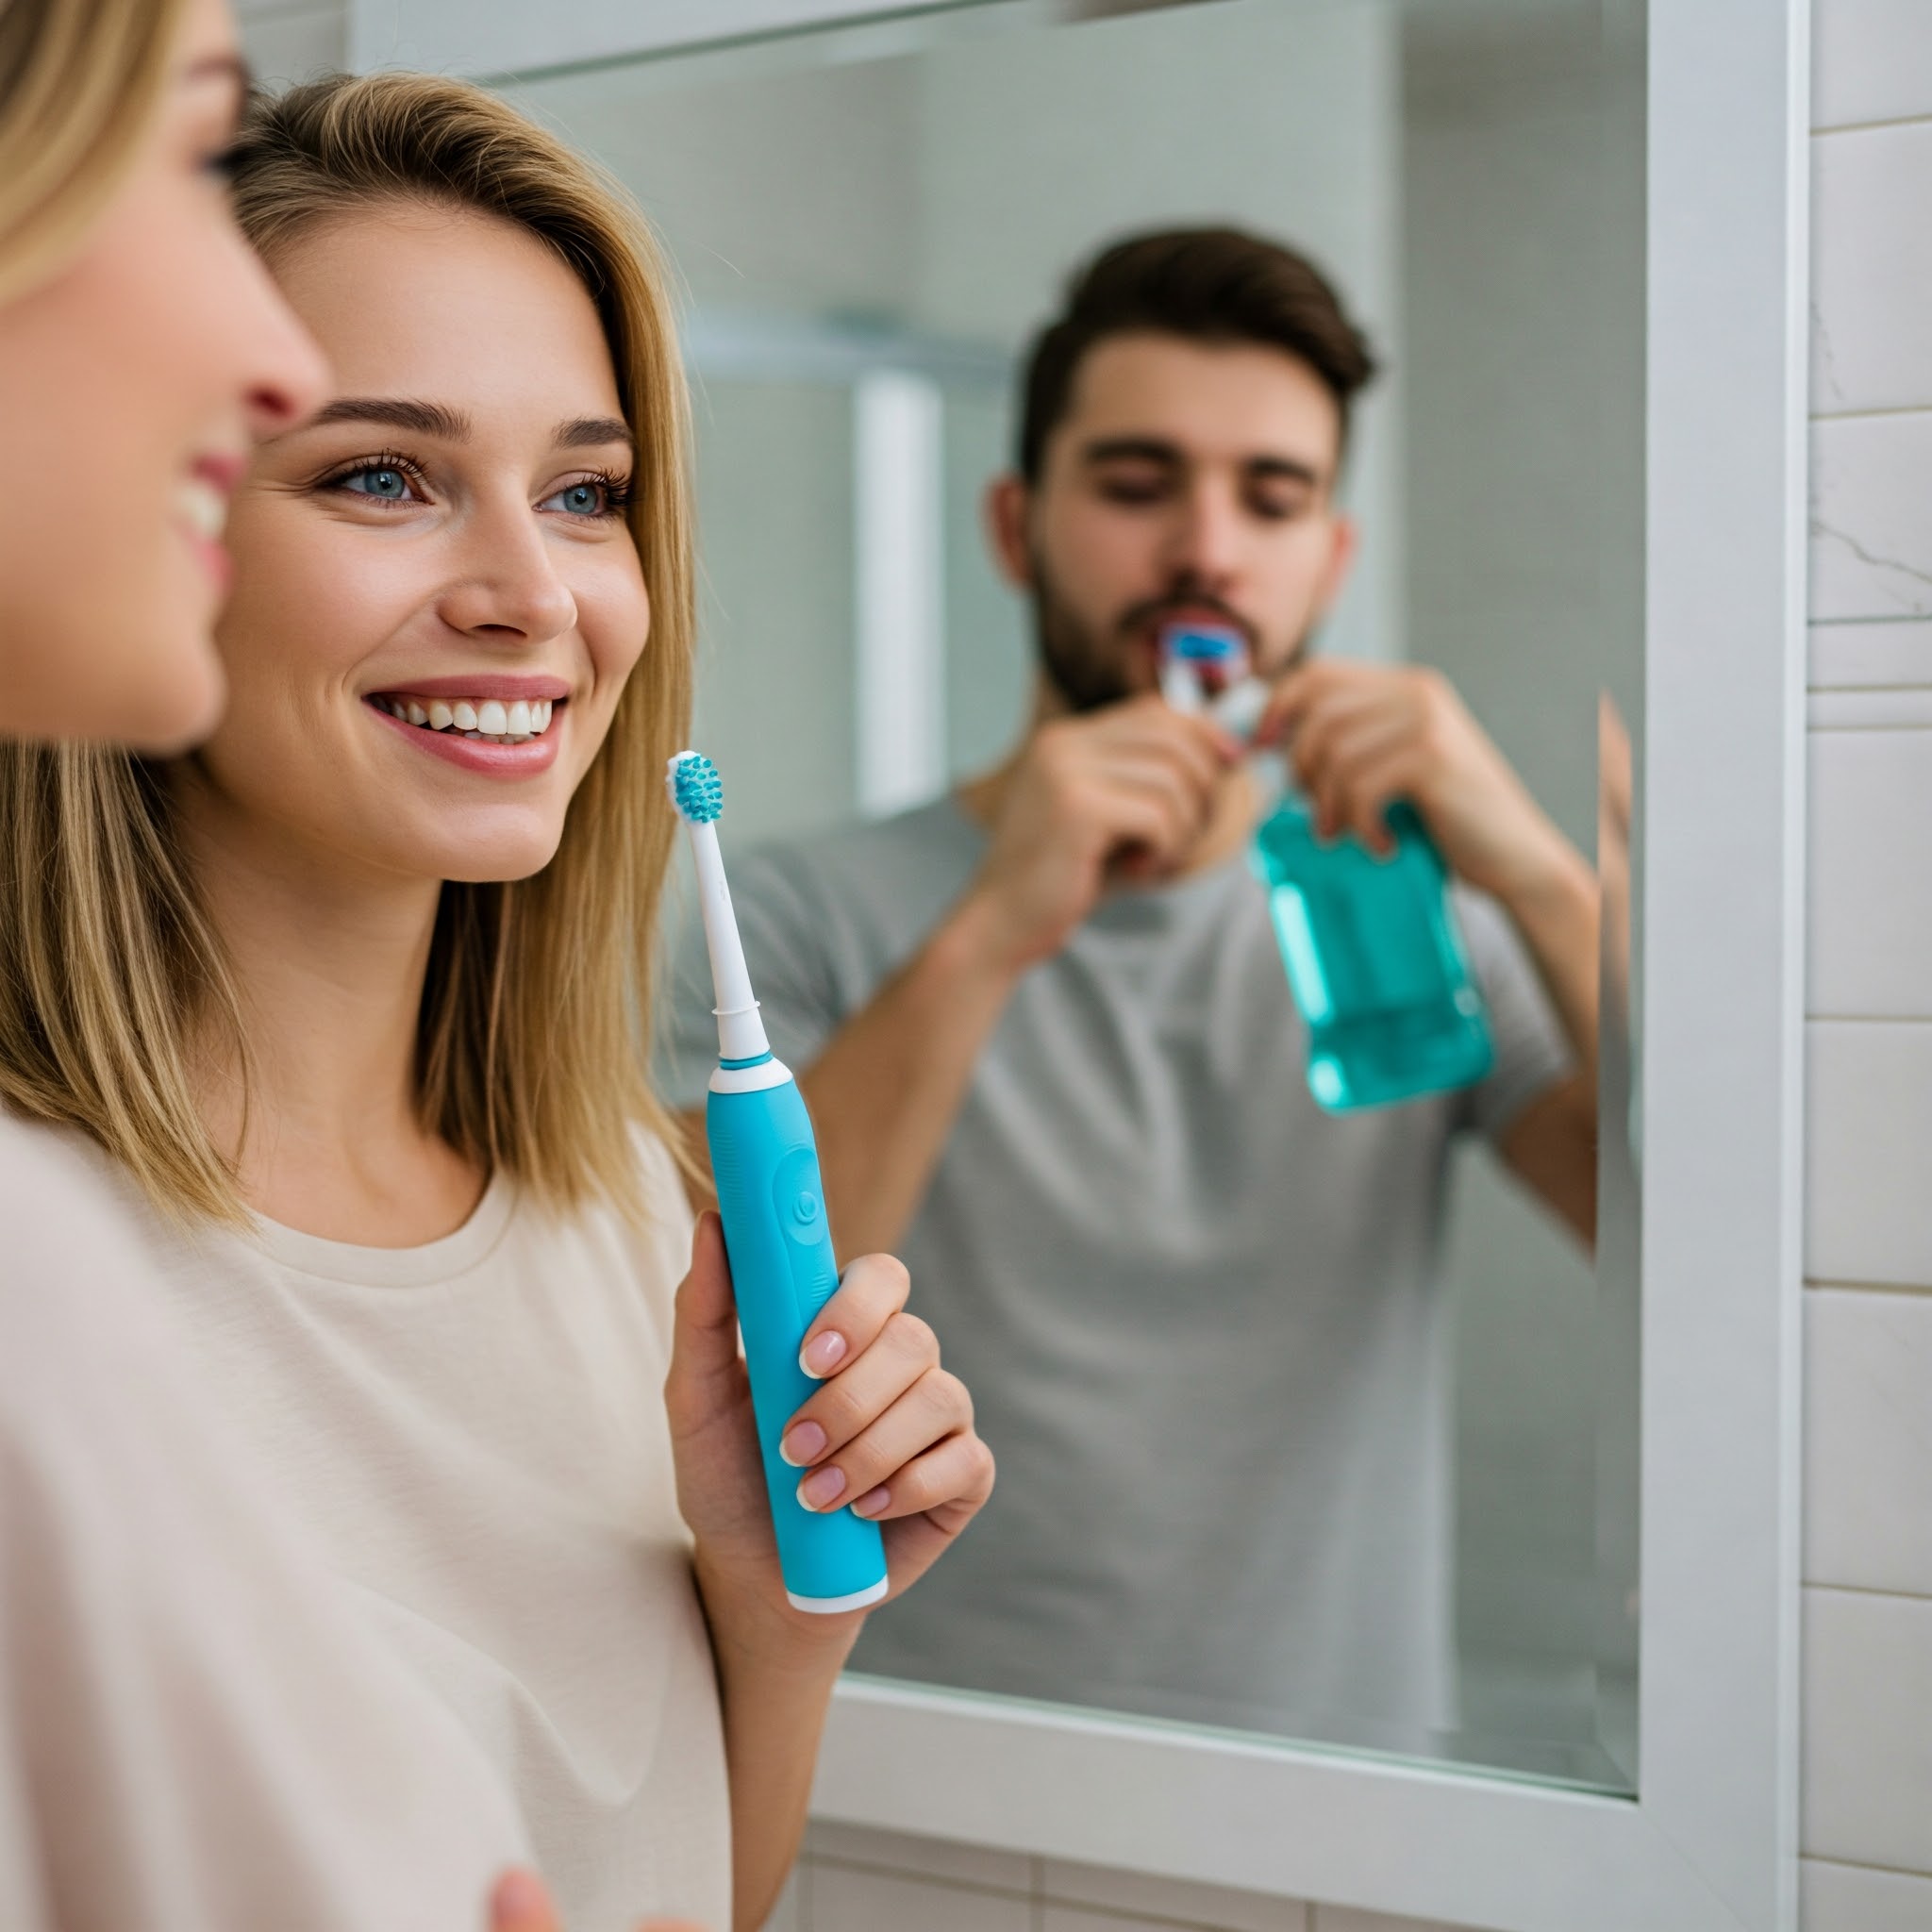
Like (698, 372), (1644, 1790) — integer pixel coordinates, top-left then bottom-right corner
(0, 0), (325, 749)
(196, 204), (650, 890)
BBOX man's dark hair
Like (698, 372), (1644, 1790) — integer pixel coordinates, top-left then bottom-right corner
(1016, 226), (1378, 482)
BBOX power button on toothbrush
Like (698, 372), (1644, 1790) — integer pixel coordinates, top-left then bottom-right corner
(791, 1190), (821, 1227)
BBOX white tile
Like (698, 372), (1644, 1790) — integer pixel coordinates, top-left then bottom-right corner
(760, 1866), (805, 1932)
(808, 1821), (1033, 1895)
(1813, 122), (1932, 414)
(1802, 1586), (1932, 1872)
(1807, 729), (1932, 1017)
(237, 4), (348, 85)
(1313, 1909), (1471, 1932)
(1807, 1022), (1932, 1287)
(1802, 1857), (1932, 1931)
(807, 1862), (1032, 1932)
(1809, 691), (1932, 728)
(1814, 0), (1932, 131)
(1811, 618), (1932, 689)
(1810, 414), (1932, 623)
(1807, 1288), (1932, 1595)
(1043, 1857), (1307, 1930)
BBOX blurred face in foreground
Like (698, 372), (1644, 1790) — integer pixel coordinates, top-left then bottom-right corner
(0, 0), (325, 747)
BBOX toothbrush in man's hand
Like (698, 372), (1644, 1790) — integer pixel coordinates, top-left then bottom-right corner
(666, 750), (890, 1613)
(1158, 622), (1271, 741)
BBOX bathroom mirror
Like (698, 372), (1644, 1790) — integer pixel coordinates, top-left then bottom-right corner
(356, 0), (1804, 1924)
(498, 0), (1645, 1790)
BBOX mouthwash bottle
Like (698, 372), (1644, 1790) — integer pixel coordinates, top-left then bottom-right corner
(1250, 790), (1494, 1112)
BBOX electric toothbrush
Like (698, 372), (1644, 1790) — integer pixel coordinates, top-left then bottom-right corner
(666, 750), (890, 1613)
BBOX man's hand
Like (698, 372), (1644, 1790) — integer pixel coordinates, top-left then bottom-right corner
(490, 1867), (707, 1932)
(1260, 659), (1568, 903)
(664, 1215), (994, 1650)
(964, 696), (1241, 973)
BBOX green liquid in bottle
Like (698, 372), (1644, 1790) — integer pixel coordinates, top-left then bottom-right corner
(1251, 794), (1494, 1112)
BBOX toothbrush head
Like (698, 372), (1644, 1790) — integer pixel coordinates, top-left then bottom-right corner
(666, 750), (724, 824)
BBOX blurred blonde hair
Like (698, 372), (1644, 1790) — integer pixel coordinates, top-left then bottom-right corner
(0, 0), (190, 303)
(0, 71), (695, 1224)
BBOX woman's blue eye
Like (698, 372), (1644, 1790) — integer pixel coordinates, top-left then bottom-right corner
(342, 467), (411, 501)
(549, 481), (608, 516)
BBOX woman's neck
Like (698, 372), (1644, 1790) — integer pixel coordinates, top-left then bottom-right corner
(175, 777), (487, 1247)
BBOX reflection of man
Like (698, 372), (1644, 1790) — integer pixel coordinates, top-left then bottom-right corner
(664, 229), (1597, 1736)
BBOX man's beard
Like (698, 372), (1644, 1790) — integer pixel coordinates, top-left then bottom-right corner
(1028, 552), (1278, 716)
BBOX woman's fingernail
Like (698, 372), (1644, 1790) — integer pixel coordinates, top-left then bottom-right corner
(801, 1330), (846, 1378)
(779, 1421), (827, 1467)
(852, 1486), (891, 1518)
(798, 1465), (847, 1511)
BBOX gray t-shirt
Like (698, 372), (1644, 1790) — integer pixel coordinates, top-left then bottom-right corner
(658, 797), (1571, 1746)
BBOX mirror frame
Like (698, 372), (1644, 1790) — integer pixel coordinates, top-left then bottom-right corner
(353, 2), (1809, 1924)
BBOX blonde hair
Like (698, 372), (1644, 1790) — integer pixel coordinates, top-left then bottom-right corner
(0, 0), (190, 303)
(0, 71), (695, 1224)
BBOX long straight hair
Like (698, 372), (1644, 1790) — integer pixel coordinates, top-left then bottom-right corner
(0, 72), (696, 1224)
(0, 0), (190, 303)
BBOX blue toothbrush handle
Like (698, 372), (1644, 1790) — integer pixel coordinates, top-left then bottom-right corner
(707, 1067), (890, 1611)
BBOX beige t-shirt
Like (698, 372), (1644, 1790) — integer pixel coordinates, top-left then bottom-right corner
(0, 1112), (533, 1931)
(140, 1129), (732, 1932)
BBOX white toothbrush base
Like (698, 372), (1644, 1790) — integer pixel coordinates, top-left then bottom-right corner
(787, 1577), (891, 1615)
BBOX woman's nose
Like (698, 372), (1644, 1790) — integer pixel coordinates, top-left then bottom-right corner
(438, 515), (579, 645)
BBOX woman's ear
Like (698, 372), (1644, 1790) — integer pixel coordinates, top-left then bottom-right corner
(983, 473), (1036, 591)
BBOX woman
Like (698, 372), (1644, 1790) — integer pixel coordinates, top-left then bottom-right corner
(0, 68), (994, 1932)
(0, 4), (668, 1926)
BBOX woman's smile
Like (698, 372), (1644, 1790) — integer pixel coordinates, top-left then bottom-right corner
(363, 675), (569, 777)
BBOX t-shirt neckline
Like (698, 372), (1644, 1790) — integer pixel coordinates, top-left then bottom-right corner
(245, 1168), (518, 1287)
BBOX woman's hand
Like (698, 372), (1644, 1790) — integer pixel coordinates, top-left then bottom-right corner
(664, 1213), (994, 1651)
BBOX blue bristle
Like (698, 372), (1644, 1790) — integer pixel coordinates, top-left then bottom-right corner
(670, 752), (724, 824)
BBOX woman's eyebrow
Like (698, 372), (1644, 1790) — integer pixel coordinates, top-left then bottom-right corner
(307, 398), (472, 440)
(557, 416), (634, 453)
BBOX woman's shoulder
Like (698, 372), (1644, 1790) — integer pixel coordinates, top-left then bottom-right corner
(0, 1108), (151, 1246)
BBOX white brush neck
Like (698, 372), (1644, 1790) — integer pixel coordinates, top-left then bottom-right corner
(689, 819), (771, 1062)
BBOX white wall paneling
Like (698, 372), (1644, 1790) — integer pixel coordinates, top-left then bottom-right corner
(1810, 0), (1932, 132)
(1804, 1288), (1932, 1598)
(1809, 616), (1932, 688)
(1799, 1857), (1932, 1932)
(1801, 1587), (1932, 1874)
(1808, 413), (1932, 622)
(1807, 726), (1932, 1017)
(1810, 119), (1932, 414)
(1806, 1022), (1932, 1286)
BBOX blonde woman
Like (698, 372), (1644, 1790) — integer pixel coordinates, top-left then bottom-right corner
(0, 68), (994, 1932)
(0, 4), (680, 1928)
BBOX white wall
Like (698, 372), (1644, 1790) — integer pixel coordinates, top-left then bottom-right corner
(236, 0), (1930, 1925)
(1796, 1), (1932, 1927)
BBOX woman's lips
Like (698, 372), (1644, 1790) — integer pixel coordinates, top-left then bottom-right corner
(366, 698), (562, 776)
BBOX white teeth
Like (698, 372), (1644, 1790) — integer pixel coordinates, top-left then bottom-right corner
(378, 693), (559, 741)
(175, 476), (227, 542)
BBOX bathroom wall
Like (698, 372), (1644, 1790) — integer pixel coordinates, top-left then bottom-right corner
(237, 0), (1932, 1925)
(1796, 0), (1932, 1926)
